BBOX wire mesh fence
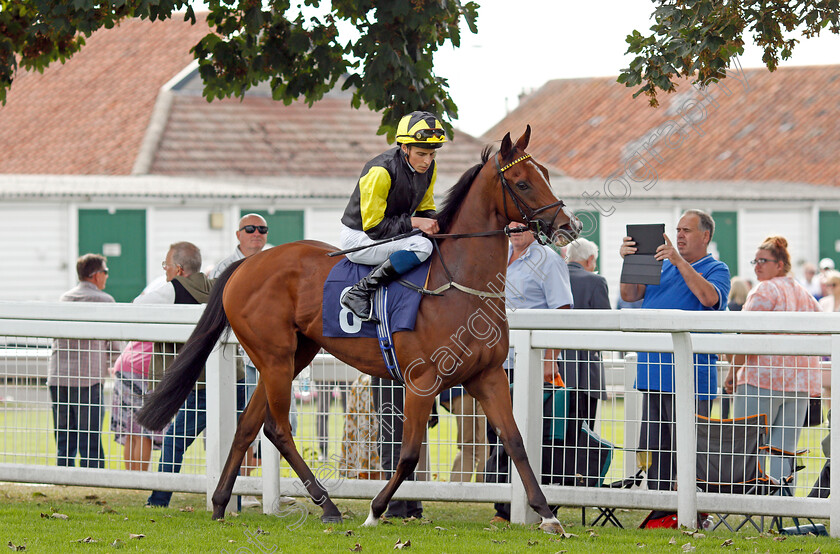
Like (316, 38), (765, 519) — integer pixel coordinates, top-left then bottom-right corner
(1, 305), (839, 530)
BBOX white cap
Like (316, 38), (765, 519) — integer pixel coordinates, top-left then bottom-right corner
(819, 257), (835, 270)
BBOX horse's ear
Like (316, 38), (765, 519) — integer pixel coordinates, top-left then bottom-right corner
(500, 132), (513, 159)
(513, 125), (531, 151)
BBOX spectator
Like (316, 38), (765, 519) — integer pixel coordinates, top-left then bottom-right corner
(209, 214), (297, 508)
(371, 376), (431, 519)
(798, 262), (822, 299)
(485, 221), (573, 522)
(619, 209), (731, 492)
(209, 213), (269, 276)
(557, 237), (610, 439)
(340, 374), (384, 480)
(724, 235), (822, 486)
(109, 340), (162, 471)
(47, 254), (121, 468)
(727, 276), (751, 311)
(140, 242), (246, 507)
(439, 385), (488, 483)
(818, 270), (840, 312)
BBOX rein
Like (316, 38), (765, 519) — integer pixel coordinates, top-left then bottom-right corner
(330, 152), (568, 299)
(418, 152), (563, 299)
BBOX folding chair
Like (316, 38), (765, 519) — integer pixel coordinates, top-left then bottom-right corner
(695, 413), (772, 531)
(766, 446), (826, 535)
(588, 451), (651, 528)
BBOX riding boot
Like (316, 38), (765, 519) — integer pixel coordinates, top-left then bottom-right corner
(340, 259), (401, 323)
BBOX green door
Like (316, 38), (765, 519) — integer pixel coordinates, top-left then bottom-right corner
(78, 209), (146, 302)
(241, 210), (304, 246)
(573, 209), (602, 271)
(711, 211), (738, 272)
(819, 210), (840, 269)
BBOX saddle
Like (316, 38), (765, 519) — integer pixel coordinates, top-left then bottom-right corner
(322, 259), (431, 382)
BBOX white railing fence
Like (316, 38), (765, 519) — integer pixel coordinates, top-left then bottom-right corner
(1, 302), (839, 535)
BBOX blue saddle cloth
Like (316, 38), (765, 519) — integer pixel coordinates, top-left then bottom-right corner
(322, 259), (430, 338)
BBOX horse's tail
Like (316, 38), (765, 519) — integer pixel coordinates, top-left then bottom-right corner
(136, 259), (245, 431)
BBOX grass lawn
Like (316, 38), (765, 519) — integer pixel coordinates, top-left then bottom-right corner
(2, 484), (838, 553)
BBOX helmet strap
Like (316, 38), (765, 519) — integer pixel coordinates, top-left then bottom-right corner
(400, 144), (417, 173)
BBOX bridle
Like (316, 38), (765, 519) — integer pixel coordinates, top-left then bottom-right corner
(429, 152), (568, 243)
(493, 153), (567, 245)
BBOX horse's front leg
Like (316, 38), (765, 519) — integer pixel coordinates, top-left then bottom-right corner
(364, 388), (435, 526)
(260, 369), (343, 524)
(466, 367), (564, 535)
(211, 380), (267, 519)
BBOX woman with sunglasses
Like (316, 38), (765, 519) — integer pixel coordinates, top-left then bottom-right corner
(723, 235), (822, 487)
(339, 110), (447, 323)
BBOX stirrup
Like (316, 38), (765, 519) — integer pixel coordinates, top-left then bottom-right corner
(340, 289), (378, 323)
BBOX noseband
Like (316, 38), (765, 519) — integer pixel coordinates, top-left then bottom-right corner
(495, 153), (567, 243)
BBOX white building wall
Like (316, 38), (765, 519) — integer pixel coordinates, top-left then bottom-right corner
(0, 203), (70, 301)
(146, 207), (231, 286)
(738, 208), (812, 280)
(305, 207), (343, 247)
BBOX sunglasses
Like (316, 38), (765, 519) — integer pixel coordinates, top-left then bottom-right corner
(413, 128), (445, 140)
(239, 225), (268, 234)
(750, 258), (778, 266)
(91, 268), (109, 276)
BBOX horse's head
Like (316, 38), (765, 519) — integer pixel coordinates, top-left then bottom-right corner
(496, 126), (581, 246)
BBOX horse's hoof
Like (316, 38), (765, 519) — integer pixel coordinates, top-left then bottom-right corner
(362, 509), (379, 527)
(321, 514), (343, 524)
(211, 508), (225, 520)
(539, 517), (564, 535)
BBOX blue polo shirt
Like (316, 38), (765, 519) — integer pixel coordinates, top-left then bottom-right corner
(636, 254), (731, 400)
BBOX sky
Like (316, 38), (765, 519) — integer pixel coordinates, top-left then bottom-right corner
(190, 0), (840, 137)
(432, 0), (840, 137)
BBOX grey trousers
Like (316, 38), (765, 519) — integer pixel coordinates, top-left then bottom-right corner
(733, 384), (808, 485)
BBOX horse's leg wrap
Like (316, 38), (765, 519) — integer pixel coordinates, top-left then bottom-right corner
(363, 506), (379, 527)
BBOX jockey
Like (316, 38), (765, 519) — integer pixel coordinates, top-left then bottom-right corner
(339, 110), (447, 322)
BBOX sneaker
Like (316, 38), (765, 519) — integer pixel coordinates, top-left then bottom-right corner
(240, 496), (261, 508)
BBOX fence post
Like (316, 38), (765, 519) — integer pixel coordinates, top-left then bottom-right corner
(831, 335), (840, 537)
(623, 353), (640, 477)
(262, 428), (280, 514)
(510, 329), (542, 524)
(672, 332), (697, 529)
(205, 343), (237, 513)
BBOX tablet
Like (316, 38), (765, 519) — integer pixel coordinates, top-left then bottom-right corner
(620, 224), (665, 285)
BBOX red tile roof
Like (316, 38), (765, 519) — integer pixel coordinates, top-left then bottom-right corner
(485, 65), (840, 187)
(0, 16), (207, 175)
(0, 12), (492, 180)
(149, 91), (488, 178)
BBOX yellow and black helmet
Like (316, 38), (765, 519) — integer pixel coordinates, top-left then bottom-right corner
(396, 111), (447, 148)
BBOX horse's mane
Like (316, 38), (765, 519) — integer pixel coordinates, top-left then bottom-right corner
(435, 145), (494, 233)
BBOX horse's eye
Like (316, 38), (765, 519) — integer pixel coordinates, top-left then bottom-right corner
(515, 181), (529, 191)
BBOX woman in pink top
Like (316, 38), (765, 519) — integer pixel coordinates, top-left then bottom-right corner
(109, 341), (161, 471)
(724, 236), (822, 486)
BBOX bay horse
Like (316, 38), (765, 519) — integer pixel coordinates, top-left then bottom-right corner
(136, 126), (581, 533)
